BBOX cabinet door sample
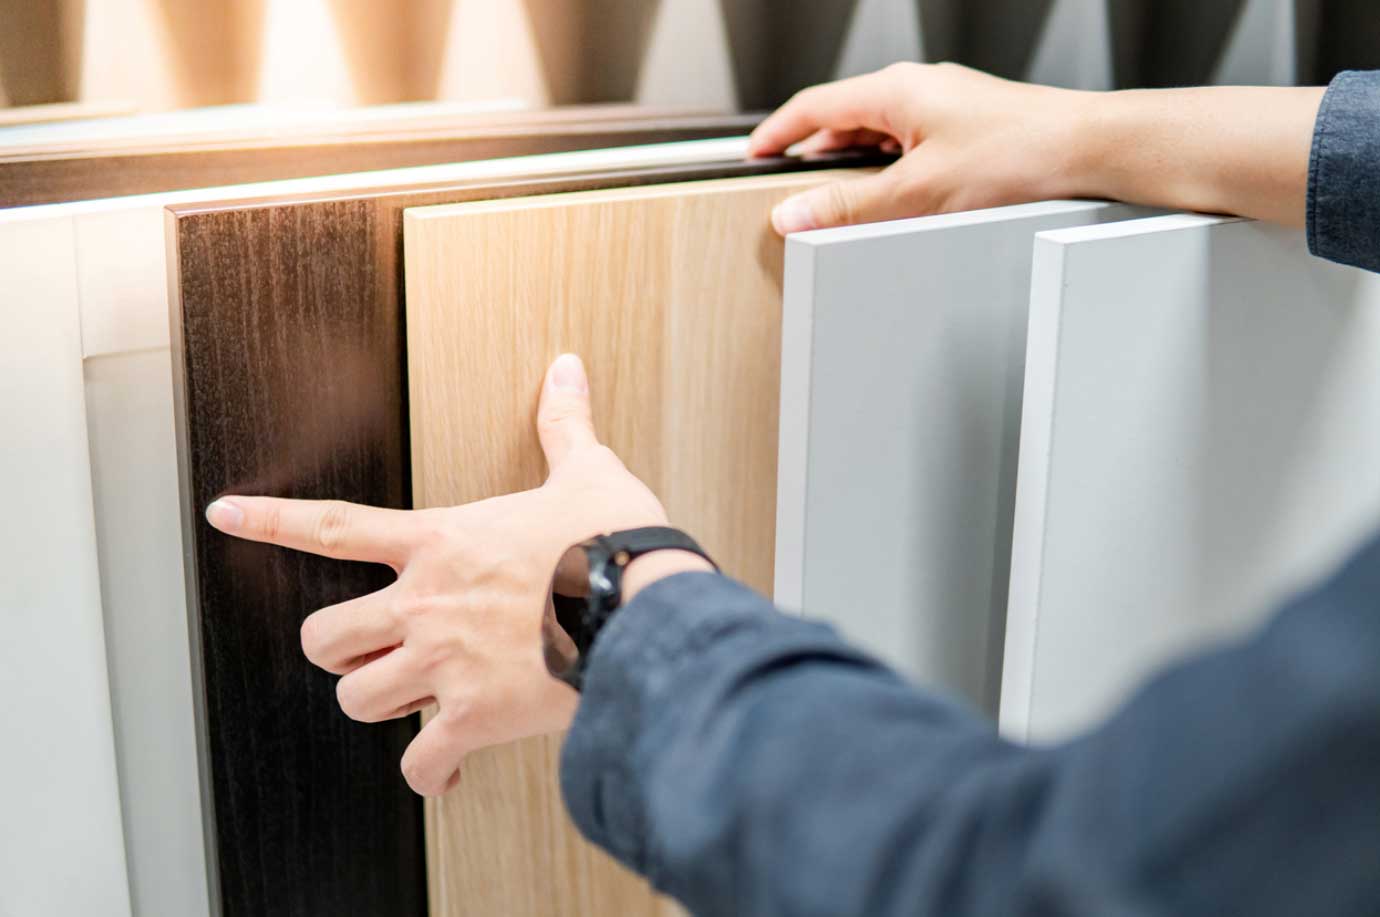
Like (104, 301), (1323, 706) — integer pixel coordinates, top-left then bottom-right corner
(403, 169), (856, 916)
(1005, 214), (1380, 742)
(171, 154), (863, 917)
(778, 201), (1148, 713)
(4, 137), (766, 917)
(0, 108), (759, 207)
(0, 216), (131, 917)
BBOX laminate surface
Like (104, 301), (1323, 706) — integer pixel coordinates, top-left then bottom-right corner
(170, 151), (875, 917)
(776, 201), (1148, 715)
(0, 217), (130, 917)
(1004, 215), (1380, 742)
(403, 169), (859, 916)
(0, 136), (805, 917)
(1, 109), (759, 207)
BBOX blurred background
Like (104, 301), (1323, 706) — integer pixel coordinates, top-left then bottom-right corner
(1, 0), (1377, 124)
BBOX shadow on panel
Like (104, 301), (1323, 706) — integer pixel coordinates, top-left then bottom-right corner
(525, 0), (662, 103)
(917, 0), (1055, 79)
(1108, 0), (1247, 88)
(721, 0), (860, 109)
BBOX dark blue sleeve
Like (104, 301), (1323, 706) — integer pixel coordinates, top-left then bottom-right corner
(1309, 70), (1380, 272)
(560, 534), (1380, 916)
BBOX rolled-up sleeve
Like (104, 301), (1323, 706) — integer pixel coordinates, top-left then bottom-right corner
(1308, 70), (1380, 272)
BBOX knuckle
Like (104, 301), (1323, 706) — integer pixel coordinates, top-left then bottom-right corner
(401, 756), (440, 797)
(336, 676), (370, 721)
(299, 613), (327, 663)
(825, 182), (860, 226)
(260, 505), (282, 542)
(389, 592), (434, 625)
(537, 402), (582, 436)
(313, 501), (352, 552)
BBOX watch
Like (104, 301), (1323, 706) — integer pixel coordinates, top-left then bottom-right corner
(543, 526), (717, 690)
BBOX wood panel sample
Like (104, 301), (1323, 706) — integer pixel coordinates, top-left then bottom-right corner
(0, 214), (131, 916)
(1005, 214), (1380, 742)
(1, 109), (759, 208)
(5, 137), (800, 917)
(776, 201), (1148, 715)
(403, 168), (861, 915)
(170, 152), (876, 917)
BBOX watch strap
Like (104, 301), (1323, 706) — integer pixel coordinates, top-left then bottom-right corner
(592, 526), (719, 570)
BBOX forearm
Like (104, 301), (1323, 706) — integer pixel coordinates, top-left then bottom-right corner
(1069, 85), (1324, 228)
(562, 532), (1380, 916)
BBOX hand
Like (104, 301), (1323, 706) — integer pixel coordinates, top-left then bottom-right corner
(749, 62), (1096, 234)
(750, 62), (1323, 234)
(204, 354), (689, 796)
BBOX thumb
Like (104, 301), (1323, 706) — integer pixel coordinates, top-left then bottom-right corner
(537, 353), (599, 470)
(770, 166), (916, 236)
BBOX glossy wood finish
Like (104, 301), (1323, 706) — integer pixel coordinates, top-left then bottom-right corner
(169, 153), (877, 917)
(402, 168), (859, 917)
(1, 110), (759, 208)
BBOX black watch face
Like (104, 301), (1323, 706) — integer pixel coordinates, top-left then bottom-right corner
(543, 543), (592, 684)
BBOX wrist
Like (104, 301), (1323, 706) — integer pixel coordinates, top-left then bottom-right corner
(622, 549), (715, 604)
(1058, 88), (1125, 202)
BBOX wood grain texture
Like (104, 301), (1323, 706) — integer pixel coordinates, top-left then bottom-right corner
(1, 111), (760, 208)
(169, 155), (875, 917)
(403, 169), (860, 916)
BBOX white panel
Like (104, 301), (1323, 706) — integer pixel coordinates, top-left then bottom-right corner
(84, 350), (210, 917)
(0, 219), (131, 917)
(777, 200), (1149, 713)
(1005, 215), (1380, 742)
(75, 208), (171, 356)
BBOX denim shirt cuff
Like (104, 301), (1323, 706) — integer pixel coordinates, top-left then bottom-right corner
(1308, 71), (1380, 273)
(558, 572), (776, 870)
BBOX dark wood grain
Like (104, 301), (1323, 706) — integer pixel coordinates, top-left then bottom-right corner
(167, 148), (888, 917)
(0, 111), (761, 208)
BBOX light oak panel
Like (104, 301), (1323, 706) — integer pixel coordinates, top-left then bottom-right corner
(404, 169), (857, 916)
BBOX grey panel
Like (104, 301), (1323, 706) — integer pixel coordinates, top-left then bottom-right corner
(777, 200), (1148, 714)
(85, 349), (211, 917)
(1006, 215), (1380, 741)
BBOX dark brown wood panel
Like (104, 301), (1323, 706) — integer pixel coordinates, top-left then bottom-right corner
(1, 111), (761, 207)
(167, 148), (888, 917)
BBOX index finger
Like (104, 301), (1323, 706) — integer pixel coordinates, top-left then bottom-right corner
(205, 496), (417, 567)
(748, 70), (900, 157)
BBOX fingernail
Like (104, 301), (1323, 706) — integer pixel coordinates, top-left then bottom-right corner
(206, 498), (244, 532)
(550, 353), (588, 393)
(772, 196), (817, 235)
